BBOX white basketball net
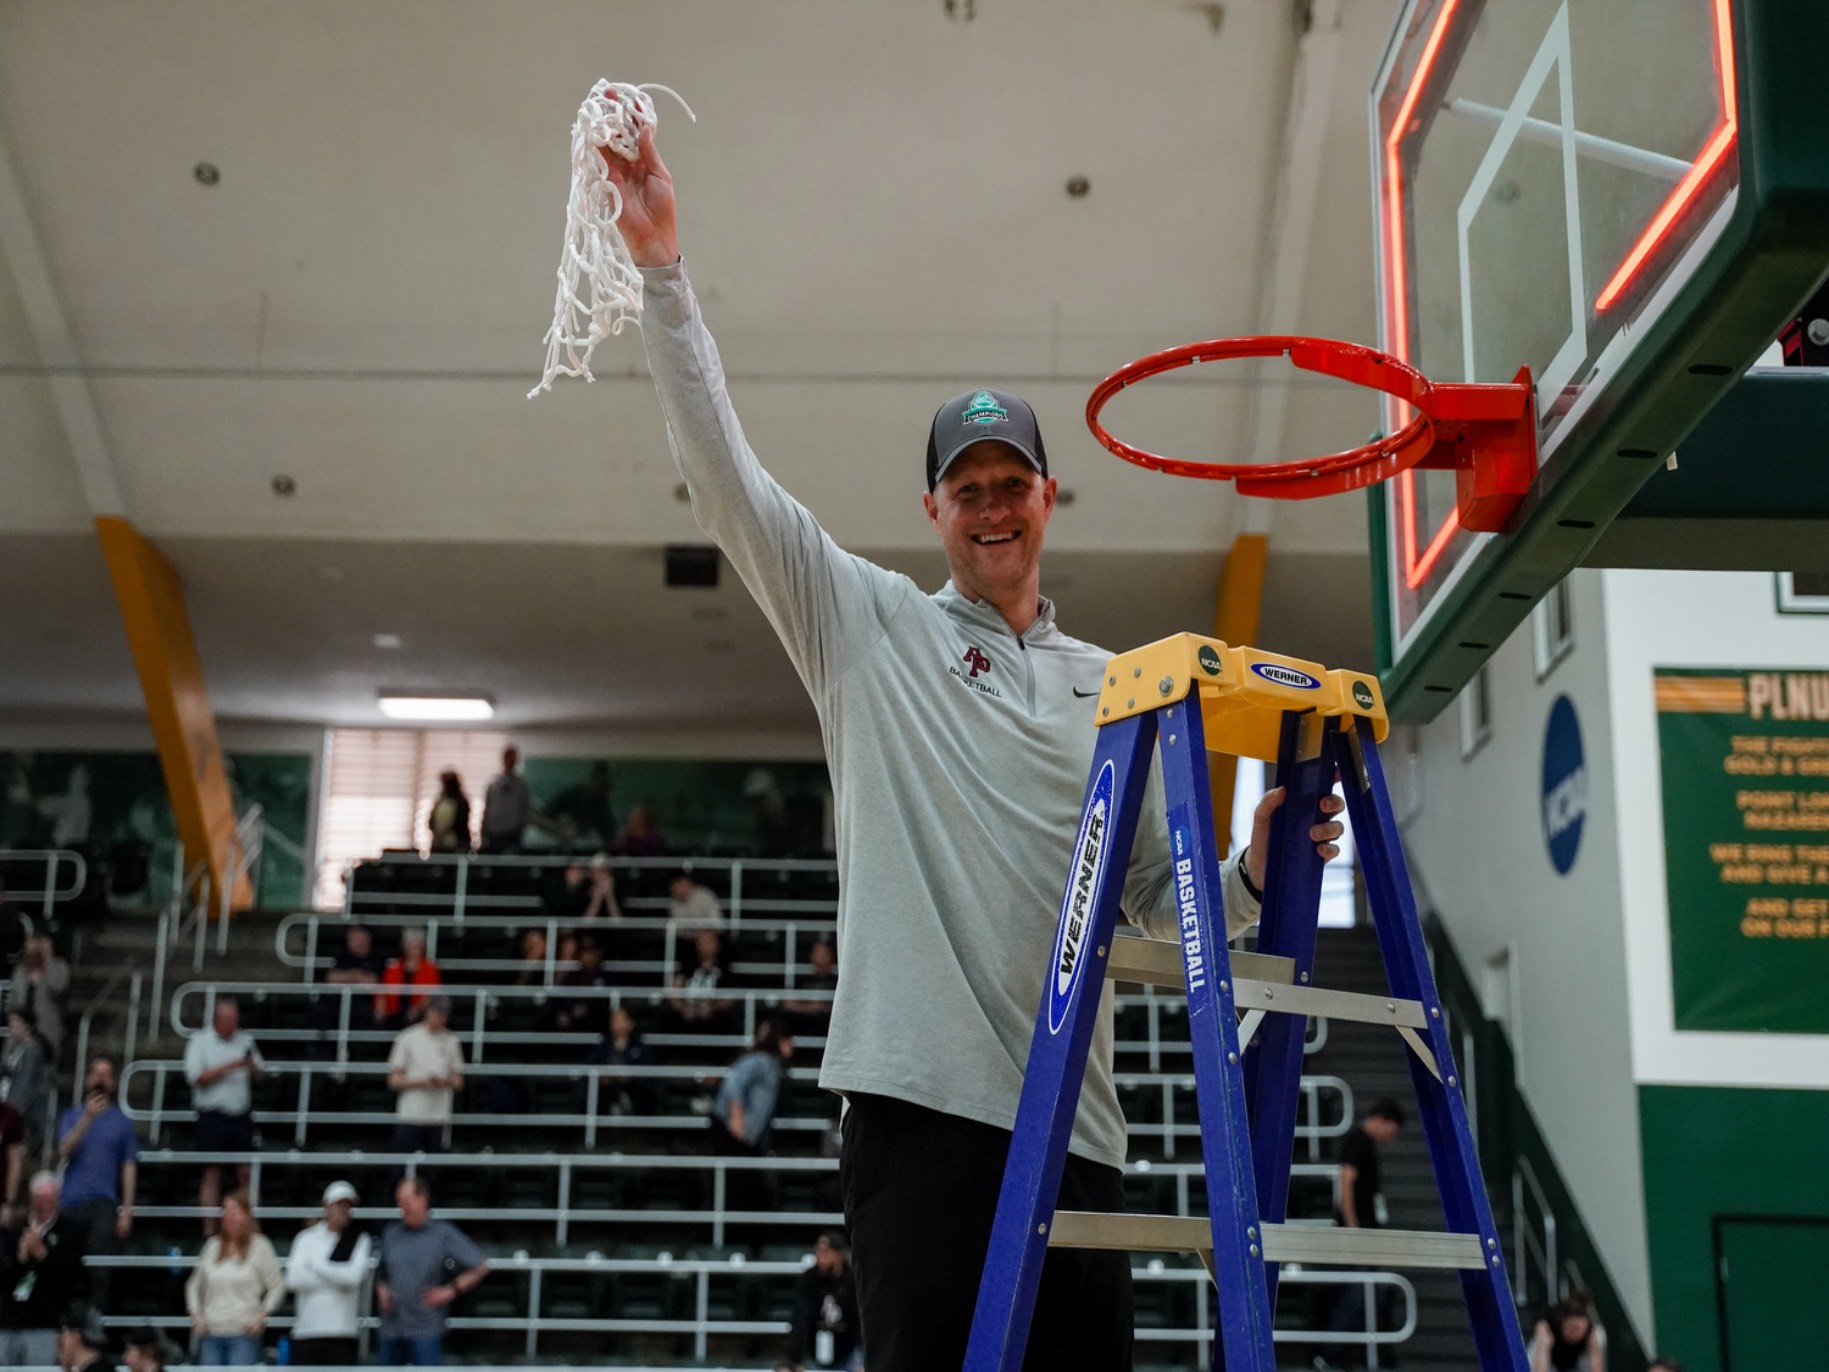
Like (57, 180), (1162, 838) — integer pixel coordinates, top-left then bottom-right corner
(528, 79), (695, 399)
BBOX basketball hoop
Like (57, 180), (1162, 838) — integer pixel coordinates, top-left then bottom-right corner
(1085, 336), (1537, 533)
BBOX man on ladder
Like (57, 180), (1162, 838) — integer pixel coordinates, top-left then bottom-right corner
(600, 126), (1347, 1372)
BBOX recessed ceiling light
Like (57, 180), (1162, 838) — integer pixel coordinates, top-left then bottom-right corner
(272, 474), (296, 497)
(378, 694), (494, 721)
(373, 633), (403, 650)
(1065, 176), (1090, 199)
(194, 161), (221, 187)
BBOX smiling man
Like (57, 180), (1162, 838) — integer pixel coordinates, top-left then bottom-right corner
(604, 125), (1344, 1372)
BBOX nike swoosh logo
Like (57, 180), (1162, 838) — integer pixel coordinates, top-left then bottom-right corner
(1072, 687), (1100, 698)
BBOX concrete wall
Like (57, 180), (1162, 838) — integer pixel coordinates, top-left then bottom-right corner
(1400, 569), (1654, 1337)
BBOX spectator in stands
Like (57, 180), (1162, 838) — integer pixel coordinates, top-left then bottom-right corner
(668, 928), (734, 1030)
(1646, 1359), (1682, 1372)
(426, 771), (471, 853)
(515, 928), (550, 986)
(56, 1055), (137, 1313)
(9, 934), (70, 1061)
(616, 801), (668, 857)
(184, 1190), (284, 1366)
(667, 869), (724, 933)
(479, 746), (533, 854)
(1529, 1289), (1606, 1372)
(319, 922), (385, 1037)
(378, 928), (443, 1028)
(1, 1007), (52, 1161)
(0, 1172), (86, 1367)
(783, 1229), (863, 1372)
(286, 1180), (372, 1366)
(783, 937), (839, 1036)
(183, 997), (265, 1233)
(552, 935), (612, 1033)
(576, 854), (624, 922)
(589, 1005), (655, 1115)
(56, 1304), (112, 1372)
(1315, 1098), (1406, 1372)
(376, 1176), (490, 1366)
(0, 1097), (26, 1227)
(388, 996), (464, 1165)
(709, 1018), (794, 1211)
(121, 1327), (177, 1372)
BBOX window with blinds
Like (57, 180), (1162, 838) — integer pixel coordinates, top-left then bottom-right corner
(315, 728), (511, 908)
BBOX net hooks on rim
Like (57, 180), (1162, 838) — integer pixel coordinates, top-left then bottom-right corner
(1084, 335), (1538, 533)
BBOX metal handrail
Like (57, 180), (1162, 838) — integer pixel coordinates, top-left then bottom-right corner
(341, 851), (838, 925)
(87, 1253), (1414, 1364)
(0, 847), (88, 921)
(1512, 1154), (1560, 1308)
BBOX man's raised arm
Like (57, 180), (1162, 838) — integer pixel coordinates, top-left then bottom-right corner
(598, 128), (905, 699)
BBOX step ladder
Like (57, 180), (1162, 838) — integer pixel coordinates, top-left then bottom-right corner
(962, 634), (1527, 1372)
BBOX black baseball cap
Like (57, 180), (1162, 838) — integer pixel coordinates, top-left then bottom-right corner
(926, 388), (1048, 490)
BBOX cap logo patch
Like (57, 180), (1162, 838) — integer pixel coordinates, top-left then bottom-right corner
(962, 391), (1008, 425)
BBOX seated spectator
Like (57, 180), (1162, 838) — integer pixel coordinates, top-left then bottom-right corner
(0, 878), (27, 984)
(515, 928), (551, 986)
(388, 998), (463, 1168)
(553, 936), (612, 1033)
(184, 1191), (284, 1366)
(377, 1177), (490, 1366)
(782, 938), (839, 1036)
(709, 1019), (794, 1212)
(0, 1172), (86, 1368)
(287, 1180), (372, 1366)
(588, 1005), (655, 1116)
(548, 854), (623, 925)
(8, 935), (69, 1061)
(1529, 1289), (1605, 1372)
(426, 771), (471, 853)
(784, 1229), (864, 1372)
(318, 923), (384, 1037)
(183, 997), (265, 1232)
(1, 1007), (52, 1161)
(668, 928), (735, 1030)
(616, 802), (668, 857)
(377, 928), (443, 1028)
(668, 869), (725, 935)
(56, 1305), (111, 1372)
(121, 1327), (178, 1372)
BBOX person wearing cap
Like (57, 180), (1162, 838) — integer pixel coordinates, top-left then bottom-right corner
(57, 1304), (113, 1372)
(600, 128), (1345, 1372)
(285, 1180), (372, 1365)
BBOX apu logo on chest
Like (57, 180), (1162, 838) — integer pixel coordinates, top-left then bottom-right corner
(1049, 761), (1115, 1034)
(947, 645), (1003, 698)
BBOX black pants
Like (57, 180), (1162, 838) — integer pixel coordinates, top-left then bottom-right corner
(67, 1197), (119, 1313)
(290, 1335), (360, 1365)
(840, 1093), (1133, 1372)
(391, 1122), (446, 1194)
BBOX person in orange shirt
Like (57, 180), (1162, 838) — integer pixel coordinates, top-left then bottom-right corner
(376, 928), (443, 1028)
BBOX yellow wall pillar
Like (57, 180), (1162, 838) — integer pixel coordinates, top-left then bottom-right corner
(1210, 533), (1270, 853)
(95, 516), (250, 915)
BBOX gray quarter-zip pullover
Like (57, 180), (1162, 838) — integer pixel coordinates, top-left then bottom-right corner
(639, 261), (1259, 1169)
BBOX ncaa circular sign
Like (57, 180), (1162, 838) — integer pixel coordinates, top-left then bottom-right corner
(1540, 695), (1587, 876)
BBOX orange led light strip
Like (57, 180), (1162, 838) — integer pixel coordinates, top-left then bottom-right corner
(1594, 0), (1738, 310)
(1386, 0), (1739, 591)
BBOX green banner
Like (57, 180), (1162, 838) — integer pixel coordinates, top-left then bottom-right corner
(1656, 668), (1829, 1034)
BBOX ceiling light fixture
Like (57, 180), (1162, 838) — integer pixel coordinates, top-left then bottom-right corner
(194, 161), (221, 187)
(378, 694), (494, 721)
(373, 633), (403, 650)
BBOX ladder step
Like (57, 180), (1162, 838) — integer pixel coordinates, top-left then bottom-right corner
(1045, 1212), (1488, 1271)
(1105, 938), (1427, 1030)
(1106, 936), (1294, 990)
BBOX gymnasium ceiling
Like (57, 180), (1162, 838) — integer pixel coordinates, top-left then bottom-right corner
(0, 0), (1404, 731)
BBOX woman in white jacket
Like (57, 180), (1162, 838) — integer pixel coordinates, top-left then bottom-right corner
(184, 1192), (285, 1365)
(285, 1180), (372, 1365)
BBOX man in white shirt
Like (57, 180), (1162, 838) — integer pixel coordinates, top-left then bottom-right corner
(286, 1180), (372, 1366)
(182, 997), (265, 1232)
(480, 747), (534, 854)
(667, 871), (725, 934)
(387, 998), (463, 1183)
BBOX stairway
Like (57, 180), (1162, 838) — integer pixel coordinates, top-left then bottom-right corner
(1298, 923), (1488, 1370)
